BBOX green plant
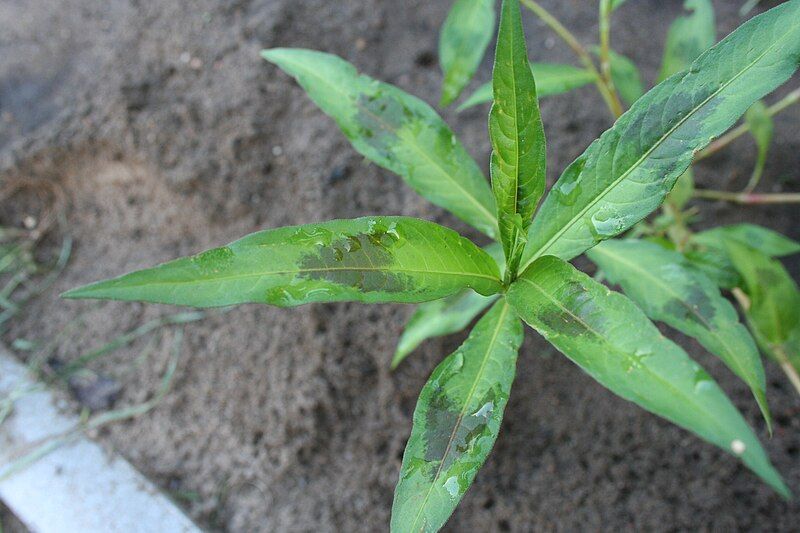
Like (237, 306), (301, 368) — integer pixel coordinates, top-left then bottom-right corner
(441, 0), (800, 398)
(62, 0), (800, 530)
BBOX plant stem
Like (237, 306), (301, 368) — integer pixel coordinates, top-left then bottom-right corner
(693, 190), (800, 204)
(742, 162), (764, 195)
(774, 345), (800, 396)
(695, 88), (800, 161)
(520, 0), (623, 118)
(598, 0), (622, 115)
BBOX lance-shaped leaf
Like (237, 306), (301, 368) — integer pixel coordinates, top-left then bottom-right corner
(587, 239), (770, 429)
(726, 241), (800, 394)
(261, 49), (498, 238)
(659, 0), (716, 81)
(392, 243), (504, 369)
(743, 100), (774, 191)
(439, 0), (496, 107)
(610, 0), (631, 10)
(697, 224), (800, 257)
(506, 256), (788, 496)
(458, 63), (594, 111)
(489, 0), (546, 271)
(391, 300), (523, 533)
(606, 49), (644, 107)
(686, 224), (800, 289)
(519, 1), (800, 272)
(62, 217), (502, 308)
(666, 168), (695, 210)
(726, 241), (800, 353)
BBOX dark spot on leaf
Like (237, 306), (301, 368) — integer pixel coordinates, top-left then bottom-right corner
(297, 229), (411, 293)
(662, 285), (715, 328)
(422, 383), (499, 481)
(537, 281), (605, 337)
(355, 92), (414, 160)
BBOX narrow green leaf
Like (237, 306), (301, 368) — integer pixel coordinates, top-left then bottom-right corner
(62, 217), (502, 308)
(695, 224), (800, 258)
(439, 0), (497, 107)
(686, 224), (800, 289)
(726, 241), (800, 349)
(587, 239), (770, 429)
(744, 100), (774, 191)
(261, 48), (498, 238)
(666, 168), (695, 210)
(490, 0), (546, 272)
(392, 244), (505, 369)
(520, 1), (800, 272)
(684, 248), (742, 290)
(457, 63), (595, 111)
(659, 0), (716, 81)
(726, 242), (800, 392)
(391, 300), (523, 533)
(507, 256), (788, 497)
(606, 49), (644, 107)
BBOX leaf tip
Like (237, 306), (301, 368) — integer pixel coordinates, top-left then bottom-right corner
(259, 48), (289, 65)
(60, 280), (111, 301)
(390, 348), (408, 370)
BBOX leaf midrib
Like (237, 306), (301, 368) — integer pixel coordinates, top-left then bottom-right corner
(516, 275), (735, 443)
(520, 25), (795, 273)
(498, 9), (522, 218)
(89, 265), (502, 290)
(408, 301), (510, 532)
(280, 55), (498, 233)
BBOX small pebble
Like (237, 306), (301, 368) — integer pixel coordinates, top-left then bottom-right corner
(22, 215), (37, 229)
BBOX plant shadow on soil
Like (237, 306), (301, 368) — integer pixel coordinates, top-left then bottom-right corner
(1, 0), (799, 531)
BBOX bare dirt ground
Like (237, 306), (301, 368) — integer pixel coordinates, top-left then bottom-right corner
(1, 0), (799, 531)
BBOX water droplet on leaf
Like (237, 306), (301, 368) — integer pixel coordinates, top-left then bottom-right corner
(443, 476), (460, 498)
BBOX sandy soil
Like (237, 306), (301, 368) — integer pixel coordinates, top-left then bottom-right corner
(1, 0), (799, 531)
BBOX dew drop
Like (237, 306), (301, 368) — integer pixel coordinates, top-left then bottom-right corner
(450, 352), (465, 373)
(288, 226), (333, 246)
(443, 476), (460, 498)
(693, 368), (714, 393)
(589, 211), (626, 241)
(553, 178), (582, 206)
(472, 401), (494, 420)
